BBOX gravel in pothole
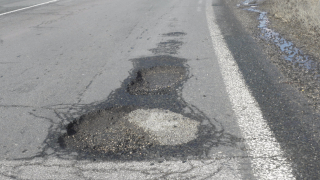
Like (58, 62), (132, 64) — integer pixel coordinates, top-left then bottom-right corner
(59, 106), (159, 156)
(58, 106), (200, 158)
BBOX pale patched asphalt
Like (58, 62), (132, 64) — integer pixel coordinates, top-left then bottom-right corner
(0, 0), (319, 179)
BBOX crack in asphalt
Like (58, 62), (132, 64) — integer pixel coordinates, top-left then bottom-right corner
(0, 157), (231, 179)
(0, 154), (292, 179)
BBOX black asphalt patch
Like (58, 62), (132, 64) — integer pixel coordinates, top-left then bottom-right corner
(149, 40), (183, 54)
(56, 55), (241, 161)
(127, 66), (186, 95)
(162, 32), (187, 37)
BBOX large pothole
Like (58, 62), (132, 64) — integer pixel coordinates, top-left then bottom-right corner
(127, 66), (186, 95)
(59, 106), (200, 159)
(55, 55), (230, 161)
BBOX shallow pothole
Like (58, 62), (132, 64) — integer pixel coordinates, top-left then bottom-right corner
(127, 66), (186, 95)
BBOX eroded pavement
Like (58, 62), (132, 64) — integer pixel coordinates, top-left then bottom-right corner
(1, 0), (317, 179)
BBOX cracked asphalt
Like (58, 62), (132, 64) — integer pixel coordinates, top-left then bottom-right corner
(0, 0), (319, 179)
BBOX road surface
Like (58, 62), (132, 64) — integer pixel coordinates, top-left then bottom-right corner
(0, 0), (319, 179)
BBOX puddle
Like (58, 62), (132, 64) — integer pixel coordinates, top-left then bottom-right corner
(243, 6), (318, 71)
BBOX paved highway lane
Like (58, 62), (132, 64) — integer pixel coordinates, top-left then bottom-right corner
(0, 0), (319, 179)
(0, 0), (57, 15)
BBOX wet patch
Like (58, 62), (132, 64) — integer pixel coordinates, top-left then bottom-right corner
(149, 40), (183, 55)
(162, 32), (187, 37)
(127, 66), (186, 95)
(246, 8), (317, 70)
(56, 55), (241, 161)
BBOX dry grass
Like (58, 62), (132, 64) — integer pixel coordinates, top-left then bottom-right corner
(268, 0), (320, 34)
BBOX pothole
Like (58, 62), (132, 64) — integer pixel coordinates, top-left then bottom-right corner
(58, 106), (202, 159)
(127, 65), (186, 95)
(59, 106), (159, 156)
(127, 108), (200, 145)
(54, 55), (234, 161)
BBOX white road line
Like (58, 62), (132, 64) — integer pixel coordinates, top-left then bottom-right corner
(205, 0), (294, 179)
(0, 0), (59, 17)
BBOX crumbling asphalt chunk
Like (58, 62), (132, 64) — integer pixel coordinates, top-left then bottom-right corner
(127, 66), (186, 95)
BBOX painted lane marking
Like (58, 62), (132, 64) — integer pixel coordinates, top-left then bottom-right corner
(0, 0), (59, 17)
(205, 0), (294, 179)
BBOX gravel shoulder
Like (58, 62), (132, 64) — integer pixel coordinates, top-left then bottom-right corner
(221, 1), (320, 178)
(224, 0), (320, 112)
(259, 1), (320, 61)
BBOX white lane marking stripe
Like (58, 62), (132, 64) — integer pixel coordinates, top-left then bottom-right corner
(205, 0), (294, 179)
(0, 0), (59, 17)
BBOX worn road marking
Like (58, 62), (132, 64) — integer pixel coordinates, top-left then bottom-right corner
(0, 0), (59, 17)
(205, 0), (294, 179)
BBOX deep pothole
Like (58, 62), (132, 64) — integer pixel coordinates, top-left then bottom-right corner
(127, 66), (186, 95)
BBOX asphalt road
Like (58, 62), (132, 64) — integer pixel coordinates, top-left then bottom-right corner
(0, 0), (319, 179)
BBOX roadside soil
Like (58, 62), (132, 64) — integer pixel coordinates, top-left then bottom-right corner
(223, 0), (320, 148)
(224, 0), (320, 112)
(259, 1), (320, 61)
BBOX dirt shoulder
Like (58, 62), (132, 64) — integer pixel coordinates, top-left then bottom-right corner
(223, 0), (320, 112)
(259, 1), (320, 61)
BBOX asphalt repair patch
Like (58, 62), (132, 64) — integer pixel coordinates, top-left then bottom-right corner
(57, 54), (241, 161)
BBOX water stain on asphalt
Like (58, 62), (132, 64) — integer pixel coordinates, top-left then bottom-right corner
(162, 32), (187, 37)
(57, 55), (241, 161)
